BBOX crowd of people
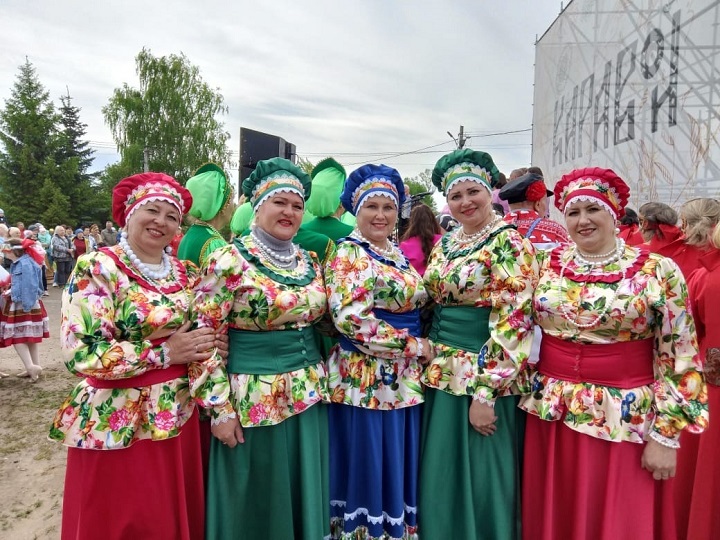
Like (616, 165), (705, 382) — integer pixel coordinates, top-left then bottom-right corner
(0, 149), (712, 539)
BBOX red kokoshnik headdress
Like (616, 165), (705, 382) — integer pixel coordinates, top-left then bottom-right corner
(112, 172), (193, 227)
(553, 167), (630, 219)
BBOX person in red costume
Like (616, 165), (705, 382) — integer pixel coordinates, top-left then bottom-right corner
(618, 207), (644, 245)
(499, 172), (569, 251)
(674, 219), (720, 540)
(520, 167), (708, 540)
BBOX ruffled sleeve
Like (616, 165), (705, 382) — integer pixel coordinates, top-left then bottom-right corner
(191, 243), (241, 421)
(326, 241), (421, 360)
(475, 232), (538, 402)
(647, 256), (708, 440)
(61, 252), (169, 378)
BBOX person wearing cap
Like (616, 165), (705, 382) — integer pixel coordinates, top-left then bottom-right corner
(302, 157), (354, 241)
(71, 228), (88, 259)
(519, 167), (707, 539)
(499, 172), (569, 250)
(178, 163), (235, 268)
(49, 172), (230, 539)
(419, 149), (537, 540)
(194, 157), (331, 540)
(325, 164), (432, 539)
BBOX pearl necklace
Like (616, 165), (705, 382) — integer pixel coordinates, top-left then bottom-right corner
(573, 238), (626, 268)
(351, 229), (398, 258)
(558, 243), (626, 329)
(454, 216), (501, 244)
(250, 230), (299, 268)
(119, 231), (172, 281)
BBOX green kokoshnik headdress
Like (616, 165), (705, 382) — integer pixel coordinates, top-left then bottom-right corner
(242, 157), (312, 209)
(431, 149), (500, 196)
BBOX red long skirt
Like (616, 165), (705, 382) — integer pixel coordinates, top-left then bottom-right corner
(674, 384), (720, 539)
(523, 415), (676, 540)
(61, 411), (204, 540)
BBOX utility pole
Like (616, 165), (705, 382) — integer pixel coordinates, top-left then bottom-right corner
(447, 125), (468, 149)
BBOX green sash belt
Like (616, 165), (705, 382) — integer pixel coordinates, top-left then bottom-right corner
(429, 305), (491, 354)
(227, 326), (321, 375)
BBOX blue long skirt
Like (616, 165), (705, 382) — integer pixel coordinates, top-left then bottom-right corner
(329, 403), (421, 539)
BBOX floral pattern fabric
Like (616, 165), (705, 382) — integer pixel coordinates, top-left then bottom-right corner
(325, 240), (428, 409)
(519, 245), (709, 443)
(193, 236), (330, 427)
(422, 224), (538, 403)
(49, 246), (228, 450)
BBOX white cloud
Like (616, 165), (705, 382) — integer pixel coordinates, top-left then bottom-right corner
(0, 0), (563, 182)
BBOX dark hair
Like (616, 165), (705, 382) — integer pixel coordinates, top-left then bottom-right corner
(495, 172), (508, 189)
(401, 204), (441, 262)
(639, 202), (678, 240)
(492, 203), (506, 217)
(527, 166), (544, 178)
(620, 207), (639, 226)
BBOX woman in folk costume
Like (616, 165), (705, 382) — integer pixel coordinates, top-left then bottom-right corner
(676, 223), (720, 539)
(303, 157), (354, 241)
(49, 173), (230, 540)
(520, 168), (708, 540)
(195, 157), (331, 540)
(419, 149), (537, 540)
(326, 164), (432, 539)
(176, 162), (236, 484)
(177, 163), (235, 267)
(0, 238), (49, 381)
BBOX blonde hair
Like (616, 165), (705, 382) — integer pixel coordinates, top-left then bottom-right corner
(681, 198), (720, 247)
(712, 223), (720, 249)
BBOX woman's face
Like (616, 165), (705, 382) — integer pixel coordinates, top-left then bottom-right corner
(355, 195), (398, 245)
(254, 192), (304, 241)
(447, 181), (493, 233)
(564, 199), (617, 254)
(125, 201), (181, 259)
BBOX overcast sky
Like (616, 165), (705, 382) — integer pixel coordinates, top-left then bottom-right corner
(0, 0), (564, 185)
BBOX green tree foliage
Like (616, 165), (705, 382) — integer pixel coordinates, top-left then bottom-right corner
(57, 90), (101, 224)
(404, 169), (437, 212)
(0, 59), (64, 224)
(103, 48), (232, 183)
(38, 177), (71, 226)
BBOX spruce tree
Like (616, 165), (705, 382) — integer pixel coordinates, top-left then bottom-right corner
(0, 58), (60, 224)
(57, 89), (98, 223)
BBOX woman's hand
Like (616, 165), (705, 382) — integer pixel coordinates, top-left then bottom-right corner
(641, 438), (677, 480)
(214, 331), (229, 361)
(211, 415), (245, 448)
(469, 400), (497, 436)
(418, 338), (436, 366)
(165, 322), (221, 364)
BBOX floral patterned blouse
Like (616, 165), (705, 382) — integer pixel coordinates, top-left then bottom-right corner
(422, 223), (538, 403)
(193, 235), (329, 427)
(519, 245), (709, 443)
(325, 239), (428, 409)
(49, 246), (228, 450)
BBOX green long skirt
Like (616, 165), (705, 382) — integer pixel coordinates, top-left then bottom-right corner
(206, 403), (330, 540)
(418, 389), (525, 540)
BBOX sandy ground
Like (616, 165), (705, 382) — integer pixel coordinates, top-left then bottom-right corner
(0, 285), (72, 539)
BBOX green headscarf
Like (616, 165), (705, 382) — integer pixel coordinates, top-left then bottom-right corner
(305, 157), (347, 217)
(230, 202), (254, 236)
(186, 163), (232, 220)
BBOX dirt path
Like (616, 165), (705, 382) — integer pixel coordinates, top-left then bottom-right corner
(0, 286), (72, 539)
